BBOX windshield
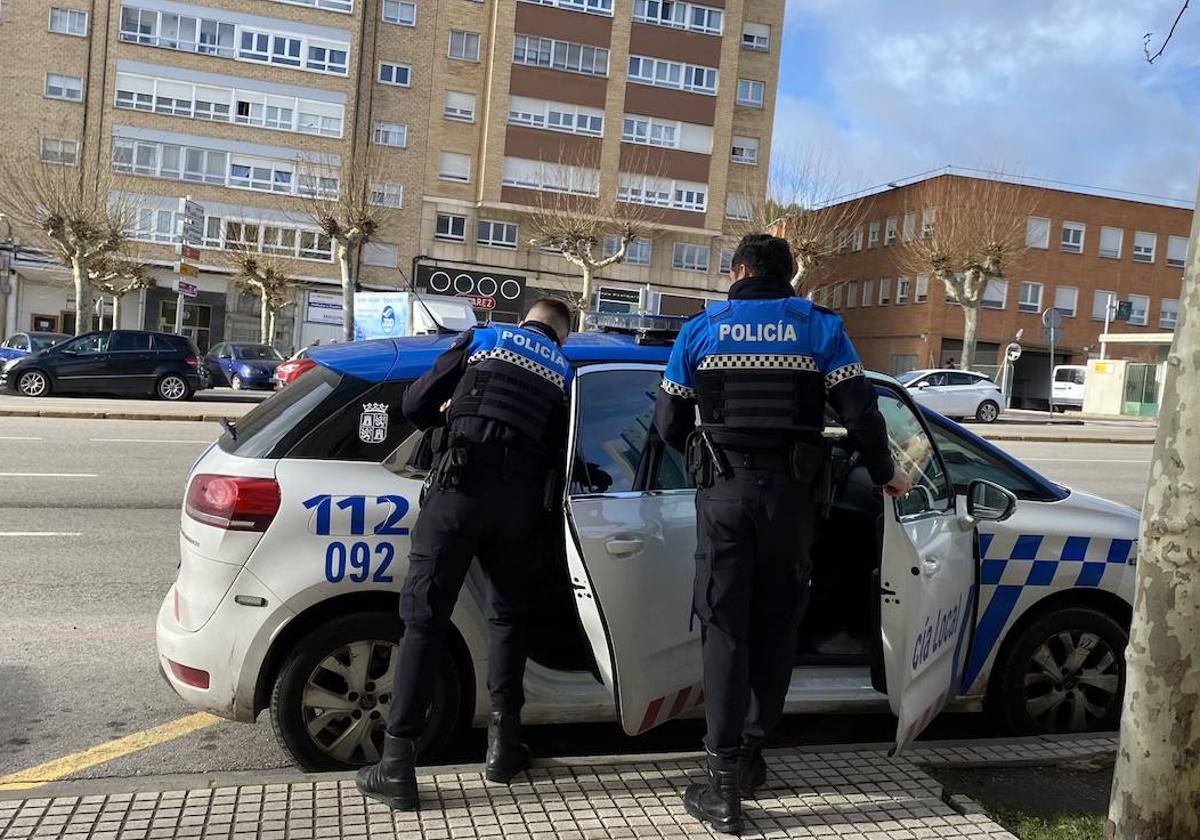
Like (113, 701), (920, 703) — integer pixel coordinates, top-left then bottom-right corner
(235, 344), (284, 361)
(923, 411), (1067, 502)
(29, 334), (67, 352)
(895, 371), (924, 384)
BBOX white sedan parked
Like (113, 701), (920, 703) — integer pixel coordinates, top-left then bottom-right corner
(899, 369), (1004, 423)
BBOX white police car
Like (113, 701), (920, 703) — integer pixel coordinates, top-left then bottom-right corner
(157, 330), (1137, 770)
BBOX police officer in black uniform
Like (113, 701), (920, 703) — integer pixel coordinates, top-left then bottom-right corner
(357, 298), (575, 811)
(654, 234), (912, 834)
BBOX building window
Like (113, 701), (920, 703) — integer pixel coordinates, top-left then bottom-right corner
(1126, 294), (1149, 326)
(363, 242), (398, 268)
(49, 7), (88, 35)
(736, 79), (764, 107)
(378, 62), (411, 86)
(920, 208), (936, 239)
(831, 284), (843, 309)
(45, 72), (83, 101)
(271, 0), (352, 12)
(503, 157), (598, 195)
(1025, 216), (1050, 249)
(381, 0), (415, 25)
(730, 135), (758, 165)
(444, 91), (476, 122)
(40, 137), (79, 165)
(1018, 281), (1043, 313)
(1092, 290), (1115, 321)
(860, 279), (874, 307)
(719, 248), (734, 273)
(368, 181), (403, 209)
(628, 55), (717, 94)
(895, 276), (910, 304)
(742, 22), (770, 50)
(890, 354), (919, 376)
(867, 221), (880, 249)
(913, 274), (929, 304)
(1060, 221), (1085, 254)
(1161, 298), (1179, 330)
(845, 281), (857, 308)
(633, 1), (722, 35)
(523, 0), (613, 15)
(514, 34), (609, 76)
(1054, 286), (1078, 318)
(477, 219), (518, 249)
(439, 151), (471, 182)
(878, 277), (891, 306)
(884, 216), (898, 246)
(1132, 231), (1157, 263)
(510, 96), (604, 136)
(449, 30), (480, 61)
(603, 235), (652, 266)
(901, 211), (916, 242)
(725, 194), (753, 222)
(852, 228), (864, 251)
(672, 242), (709, 273)
(982, 279), (1007, 310)
(372, 121), (407, 147)
(622, 115), (678, 147)
(435, 213), (466, 242)
(1098, 226), (1123, 259)
(306, 44), (349, 74)
(618, 173), (706, 212)
(1167, 235), (1188, 267)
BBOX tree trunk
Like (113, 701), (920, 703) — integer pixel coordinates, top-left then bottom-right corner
(112, 294), (121, 328)
(338, 241), (356, 342)
(960, 303), (980, 371)
(259, 290), (270, 343)
(268, 309), (277, 345)
(1105, 182), (1200, 840)
(70, 254), (91, 336)
(792, 254), (815, 294)
(577, 262), (594, 331)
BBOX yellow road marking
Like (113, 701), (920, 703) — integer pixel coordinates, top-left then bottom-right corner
(0, 712), (221, 791)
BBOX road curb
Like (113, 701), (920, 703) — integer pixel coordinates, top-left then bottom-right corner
(978, 434), (1154, 444)
(0, 410), (231, 422)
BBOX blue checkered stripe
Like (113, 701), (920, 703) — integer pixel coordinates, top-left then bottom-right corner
(962, 532), (1136, 691)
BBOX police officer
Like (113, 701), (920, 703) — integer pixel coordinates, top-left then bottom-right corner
(654, 234), (913, 835)
(357, 298), (575, 811)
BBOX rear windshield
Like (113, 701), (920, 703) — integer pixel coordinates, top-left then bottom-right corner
(1055, 368), (1086, 385)
(218, 365), (415, 461)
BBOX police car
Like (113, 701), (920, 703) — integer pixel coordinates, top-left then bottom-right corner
(157, 326), (1136, 770)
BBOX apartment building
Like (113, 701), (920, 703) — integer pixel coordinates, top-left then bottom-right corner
(807, 173), (1191, 406)
(0, 0), (783, 351)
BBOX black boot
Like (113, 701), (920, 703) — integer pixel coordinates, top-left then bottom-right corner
(738, 743), (766, 799)
(356, 733), (419, 811)
(683, 750), (742, 835)
(484, 713), (532, 784)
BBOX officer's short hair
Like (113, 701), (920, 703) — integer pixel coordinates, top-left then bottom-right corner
(526, 297), (573, 337)
(731, 234), (795, 281)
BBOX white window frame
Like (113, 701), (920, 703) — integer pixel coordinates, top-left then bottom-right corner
(372, 121), (407, 147)
(45, 72), (83, 102)
(1092, 290), (1115, 321)
(1054, 286), (1078, 318)
(1018, 281), (1043, 314)
(981, 279), (1008, 310)
(884, 216), (898, 246)
(845, 281), (857, 308)
(439, 151), (471, 183)
(1025, 216), (1051, 249)
(1161, 298), (1180, 330)
(1060, 221), (1085, 254)
(448, 30), (480, 62)
(1132, 231), (1157, 263)
(1127, 294), (1149, 326)
(513, 34), (609, 77)
(1166, 235), (1188, 267)
(502, 158), (598, 196)
(914, 274), (929, 303)
(269, 0), (352, 13)
(736, 78), (764, 107)
(381, 0), (415, 25)
(878, 277), (891, 306)
(672, 242), (710, 273)
(831, 284), (843, 309)
(730, 136), (758, 165)
(602, 235), (652, 266)
(725, 194), (753, 222)
(622, 114), (680, 148)
(434, 212), (466, 242)
(368, 181), (403, 209)
(377, 62), (411, 87)
(895, 276), (910, 304)
(719, 248), (734, 274)
(901, 211), (916, 242)
(861, 279), (874, 307)
(921, 208), (936, 239)
(867, 221), (880, 248)
(131, 209), (334, 261)
(1098, 226), (1123, 259)
(628, 55), (717, 95)
(49, 7), (89, 36)
(520, 0), (613, 16)
(444, 91), (476, 123)
(741, 21), (769, 51)
(633, 1), (722, 35)
(477, 219), (518, 250)
(509, 97), (604, 137)
(618, 172), (707, 213)
(40, 137), (79, 166)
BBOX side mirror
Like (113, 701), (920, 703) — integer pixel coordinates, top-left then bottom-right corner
(965, 479), (1017, 524)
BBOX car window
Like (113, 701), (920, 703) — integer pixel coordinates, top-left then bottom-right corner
(11, 336), (28, 350)
(29, 335), (63, 352)
(1056, 369), (1085, 385)
(895, 371), (923, 385)
(207, 343), (224, 358)
(152, 334), (190, 354)
(287, 379), (416, 462)
(61, 333), (109, 353)
(237, 344), (284, 361)
(923, 372), (948, 386)
(110, 332), (152, 351)
(876, 390), (954, 517)
(947, 372), (978, 387)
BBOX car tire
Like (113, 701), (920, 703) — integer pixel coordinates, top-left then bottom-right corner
(156, 374), (191, 402)
(270, 613), (464, 772)
(16, 369), (51, 398)
(975, 400), (1000, 423)
(993, 606), (1127, 736)
(231, 374), (243, 390)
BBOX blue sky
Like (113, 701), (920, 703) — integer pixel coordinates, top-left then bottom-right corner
(772, 0), (1200, 204)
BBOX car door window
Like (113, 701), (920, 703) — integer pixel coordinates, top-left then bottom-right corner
(111, 332), (152, 351)
(924, 372), (948, 387)
(8, 335), (27, 351)
(947, 372), (978, 387)
(926, 418), (1059, 500)
(876, 389), (953, 517)
(62, 333), (110, 354)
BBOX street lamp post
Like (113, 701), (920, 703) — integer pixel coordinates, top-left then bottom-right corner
(0, 214), (13, 343)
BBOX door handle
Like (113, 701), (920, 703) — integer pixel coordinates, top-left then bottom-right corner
(605, 536), (645, 556)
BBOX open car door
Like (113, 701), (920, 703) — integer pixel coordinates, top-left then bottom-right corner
(873, 387), (978, 753)
(563, 364), (705, 735)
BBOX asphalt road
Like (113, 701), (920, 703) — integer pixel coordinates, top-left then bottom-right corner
(0, 416), (1152, 788)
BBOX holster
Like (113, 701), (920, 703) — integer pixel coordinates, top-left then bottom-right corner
(789, 439), (828, 485)
(686, 430), (730, 488)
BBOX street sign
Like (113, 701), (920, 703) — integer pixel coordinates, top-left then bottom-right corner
(174, 279), (199, 297)
(1115, 300), (1133, 322)
(175, 261), (199, 279)
(1042, 308), (1063, 329)
(1005, 342), (1022, 362)
(178, 243), (201, 261)
(178, 197), (205, 246)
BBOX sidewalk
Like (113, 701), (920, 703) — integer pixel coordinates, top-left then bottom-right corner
(0, 736), (1118, 840)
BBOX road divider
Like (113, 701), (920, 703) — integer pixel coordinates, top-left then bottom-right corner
(0, 712), (221, 791)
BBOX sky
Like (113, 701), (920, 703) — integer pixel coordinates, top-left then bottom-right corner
(773, 0), (1200, 205)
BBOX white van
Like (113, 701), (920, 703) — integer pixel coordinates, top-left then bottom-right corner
(1052, 366), (1088, 411)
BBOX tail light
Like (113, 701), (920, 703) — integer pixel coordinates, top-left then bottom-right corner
(185, 474), (281, 531)
(184, 356), (200, 368)
(280, 358), (317, 384)
(168, 659), (210, 689)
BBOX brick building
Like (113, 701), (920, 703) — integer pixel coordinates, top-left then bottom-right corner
(0, 0), (782, 350)
(807, 173), (1191, 406)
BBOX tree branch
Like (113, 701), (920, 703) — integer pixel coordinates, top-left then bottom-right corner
(1145, 0), (1190, 63)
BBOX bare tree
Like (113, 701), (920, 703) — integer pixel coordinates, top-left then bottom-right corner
(525, 148), (663, 329)
(306, 151), (389, 341)
(897, 173), (1036, 371)
(224, 246), (298, 345)
(0, 145), (133, 335)
(760, 148), (871, 294)
(1144, 0), (1190, 62)
(89, 254), (154, 329)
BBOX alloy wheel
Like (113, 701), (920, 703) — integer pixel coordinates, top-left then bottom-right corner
(18, 371), (48, 397)
(978, 402), (999, 422)
(1023, 630), (1121, 733)
(159, 375), (187, 400)
(301, 639), (396, 765)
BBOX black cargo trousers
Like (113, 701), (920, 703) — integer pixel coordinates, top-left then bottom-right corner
(694, 450), (816, 759)
(386, 445), (547, 739)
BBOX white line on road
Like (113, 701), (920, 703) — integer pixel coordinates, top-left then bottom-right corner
(1024, 458), (1150, 464)
(0, 436), (43, 441)
(88, 438), (212, 444)
(0, 472), (98, 478)
(0, 532), (82, 537)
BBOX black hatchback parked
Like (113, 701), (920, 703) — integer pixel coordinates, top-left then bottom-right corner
(0, 330), (208, 401)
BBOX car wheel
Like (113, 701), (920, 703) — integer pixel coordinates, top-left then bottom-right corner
(156, 374), (191, 402)
(993, 607), (1126, 736)
(16, 369), (50, 398)
(231, 374), (243, 390)
(270, 613), (464, 771)
(975, 400), (1000, 423)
